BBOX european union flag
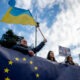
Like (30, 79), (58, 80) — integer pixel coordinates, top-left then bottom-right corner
(0, 46), (80, 80)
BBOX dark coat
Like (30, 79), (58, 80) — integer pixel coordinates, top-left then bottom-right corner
(65, 61), (75, 65)
(12, 41), (45, 54)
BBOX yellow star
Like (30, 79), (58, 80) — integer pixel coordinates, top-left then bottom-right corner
(34, 66), (38, 70)
(4, 68), (10, 73)
(15, 57), (19, 61)
(5, 77), (10, 80)
(8, 60), (13, 65)
(36, 73), (40, 78)
(22, 58), (27, 61)
(30, 61), (33, 64)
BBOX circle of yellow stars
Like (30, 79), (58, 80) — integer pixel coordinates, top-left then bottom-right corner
(3, 57), (40, 80)
(8, 60), (13, 65)
(5, 77), (10, 80)
(36, 73), (40, 78)
(4, 68), (10, 73)
(4, 60), (13, 80)
(22, 57), (27, 61)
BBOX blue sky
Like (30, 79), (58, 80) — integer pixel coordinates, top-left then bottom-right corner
(0, 0), (61, 40)
(0, 0), (80, 65)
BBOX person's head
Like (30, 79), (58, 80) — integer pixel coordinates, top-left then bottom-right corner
(66, 56), (73, 62)
(65, 56), (75, 65)
(47, 51), (56, 61)
(20, 39), (27, 46)
(6, 29), (13, 36)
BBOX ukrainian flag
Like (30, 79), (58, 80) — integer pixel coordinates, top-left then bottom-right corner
(1, 7), (37, 26)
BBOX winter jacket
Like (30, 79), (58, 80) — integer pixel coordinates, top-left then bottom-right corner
(12, 41), (45, 54)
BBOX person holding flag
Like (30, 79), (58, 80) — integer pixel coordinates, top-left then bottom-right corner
(0, 0), (47, 56)
(12, 23), (47, 56)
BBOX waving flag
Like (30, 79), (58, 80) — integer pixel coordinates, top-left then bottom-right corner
(1, 7), (36, 26)
(59, 46), (71, 56)
(0, 46), (80, 80)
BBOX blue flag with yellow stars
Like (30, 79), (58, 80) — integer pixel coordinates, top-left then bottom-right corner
(0, 46), (80, 80)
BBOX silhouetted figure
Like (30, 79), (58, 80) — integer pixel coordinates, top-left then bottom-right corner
(47, 51), (57, 62)
(0, 29), (24, 48)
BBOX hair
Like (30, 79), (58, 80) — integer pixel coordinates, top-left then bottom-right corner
(65, 56), (72, 61)
(65, 56), (75, 65)
(47, 51), (56, 62)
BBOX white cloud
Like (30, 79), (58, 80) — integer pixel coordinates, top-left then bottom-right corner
(15, 0), (56, 9)
(28, 0), (80, 64)
(72, 47), (80, 54)
(15, 0), (32, 10)
(18, 31), (25, 36)
(37, 0), (55, 8)
(8, 0), (80, 64)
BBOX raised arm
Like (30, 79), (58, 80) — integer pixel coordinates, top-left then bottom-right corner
(32, 39), (47, 53)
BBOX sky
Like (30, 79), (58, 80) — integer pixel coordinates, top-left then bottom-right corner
(0, 0), (80, 65)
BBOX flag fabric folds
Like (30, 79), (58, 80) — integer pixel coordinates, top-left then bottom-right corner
(1, 7), (37, 26)
(0, 46), (80, 80)
(59, 46), (71, 56)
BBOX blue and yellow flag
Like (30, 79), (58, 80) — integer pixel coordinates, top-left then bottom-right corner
(1, 7), (37, 26)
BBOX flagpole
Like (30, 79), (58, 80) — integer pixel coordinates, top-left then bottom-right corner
(38, 27), (46, 39)
(35, 10), (37, 47)
(34, 0), (46, 55)
(34, 0), (38, 56)
(35, 26), (37, 47)
(36, 22), (46, 40)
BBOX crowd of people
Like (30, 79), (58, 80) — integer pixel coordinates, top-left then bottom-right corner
(47, 50), (77, 65)
(0, 29), (78, 66)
